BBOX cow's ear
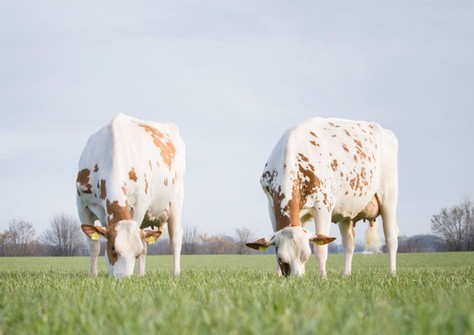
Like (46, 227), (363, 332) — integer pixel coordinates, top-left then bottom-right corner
(246, 238), (270, 251)
(310, 234), (337, 246)
(143, 230), (162, 245)
(81, 224), (107, 240)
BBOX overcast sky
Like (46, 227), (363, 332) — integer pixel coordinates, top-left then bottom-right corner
(1, 1), (473, 242)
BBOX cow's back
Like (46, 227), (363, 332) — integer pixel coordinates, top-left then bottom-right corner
(261, 117), (397, 226)
(77, 113), (185, 225)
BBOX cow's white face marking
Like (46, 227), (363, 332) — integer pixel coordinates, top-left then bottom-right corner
(109, 220), (144, 279)
(271, 227), (314, 277)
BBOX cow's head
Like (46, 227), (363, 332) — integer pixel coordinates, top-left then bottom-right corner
(246, 227), (336, 277)
(81, 220), (162, 278)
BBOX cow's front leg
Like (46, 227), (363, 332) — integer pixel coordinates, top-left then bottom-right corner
(338, 219), (355, 276)
(314, 211), (332, 278)
(88, 238), (100, 276)
(137, 242), (147, 276)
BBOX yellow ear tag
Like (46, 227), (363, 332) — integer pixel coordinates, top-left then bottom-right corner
(147, 236), (156, 245)
(91, 232), (100, 241)
(258, 246), (266, 251)
(314, 240), (324, 246)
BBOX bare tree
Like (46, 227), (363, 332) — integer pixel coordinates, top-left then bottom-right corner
(41, 214), (86, 256)
(3, 219), (36, 256)
(234, 228), (254, 254)
(200, 234), (237, 254)
(182, 225), (200, 254)
(431, 201), (474, 251)
(0, 232), (6, 256)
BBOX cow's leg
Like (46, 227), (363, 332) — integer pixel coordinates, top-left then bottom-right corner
(381, 202), (399, 274)
(133, 207), (150, 276)
(378, 188), (399, 274)
(168, 193), (183, 277)
(266, 202), (283, 276)
(338, 219), (355, 276)
(77, 200), (100, 276)
(87, 238), (101, 276)
(313, 210), (332, 278)
(137, 242), (147, 276)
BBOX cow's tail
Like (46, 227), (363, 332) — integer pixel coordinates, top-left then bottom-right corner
(364, 219), (381, 253)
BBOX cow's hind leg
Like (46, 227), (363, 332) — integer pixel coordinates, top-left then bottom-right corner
(168, 194), (183, 277)
(338, 219), (355, 276)
(380, 199), (399, 274)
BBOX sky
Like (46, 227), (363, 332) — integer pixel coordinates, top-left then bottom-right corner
(1, 1), (473, 243)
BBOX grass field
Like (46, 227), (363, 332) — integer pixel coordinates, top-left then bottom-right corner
(1, 252), (473, 335)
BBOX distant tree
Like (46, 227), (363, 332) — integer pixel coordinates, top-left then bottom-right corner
(431, 201), (474, 251)
(327, 242), (340, 254)
(200, 234), (237, 254)
(41, 214), (86, 256)
(182, 225), (200, 255)
(147, 237), (171, 255)
(3, 219), (36, 256)
(234, 228), (254, 254)
(0, 232), (6, 256)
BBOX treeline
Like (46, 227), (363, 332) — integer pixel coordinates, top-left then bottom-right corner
(1, 200), (473, 256)
(0, 216), (257, 257)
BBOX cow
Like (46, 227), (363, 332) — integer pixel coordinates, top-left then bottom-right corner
(76, 113), (185, 278)
(246, 118), (399, 277)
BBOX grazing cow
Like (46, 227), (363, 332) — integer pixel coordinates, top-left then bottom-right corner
(247, 118), (399, 277)
(76, 113), (185, 278)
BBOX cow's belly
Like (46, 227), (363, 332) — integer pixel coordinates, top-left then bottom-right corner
(331, 191), (377, 223)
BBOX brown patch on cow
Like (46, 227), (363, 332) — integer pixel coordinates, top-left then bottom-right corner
(76, 169), (92, 193)
(342, 144), (349, 153)
(144, 174), (149, 195)
(272, 188), (292, 231)
(261, 169), (278, 186)
(344, 129), (351, 137)
(106, 199), (131, 225)
(331, 159), (338, 171)
(149, 160), (153, 171)
(93, 164), (99, 172)
(139, 124), (176, 170)
(354, 139), (367, 160)
(298, 153), (309, 163)
(121, 182), (127, 195)
(353, 154), (358, 162)
(129, 168), (137, 182)
(100, 179), (107, 200)
(105, 225), (118, 265)
(309, 131), (318, 138)
(164, 178), (168, 186)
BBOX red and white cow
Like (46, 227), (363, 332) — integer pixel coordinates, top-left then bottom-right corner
(76, 113), (185, 278)
(247, 118), (399, 277)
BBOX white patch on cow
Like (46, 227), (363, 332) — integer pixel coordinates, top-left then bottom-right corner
(111, 220), (144, 278)
(271, 227), (315, 277)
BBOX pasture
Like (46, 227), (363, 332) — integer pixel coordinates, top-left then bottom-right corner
(0, 252), (473, 335)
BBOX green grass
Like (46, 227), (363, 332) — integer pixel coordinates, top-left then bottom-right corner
(1, 253), (473, 335)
